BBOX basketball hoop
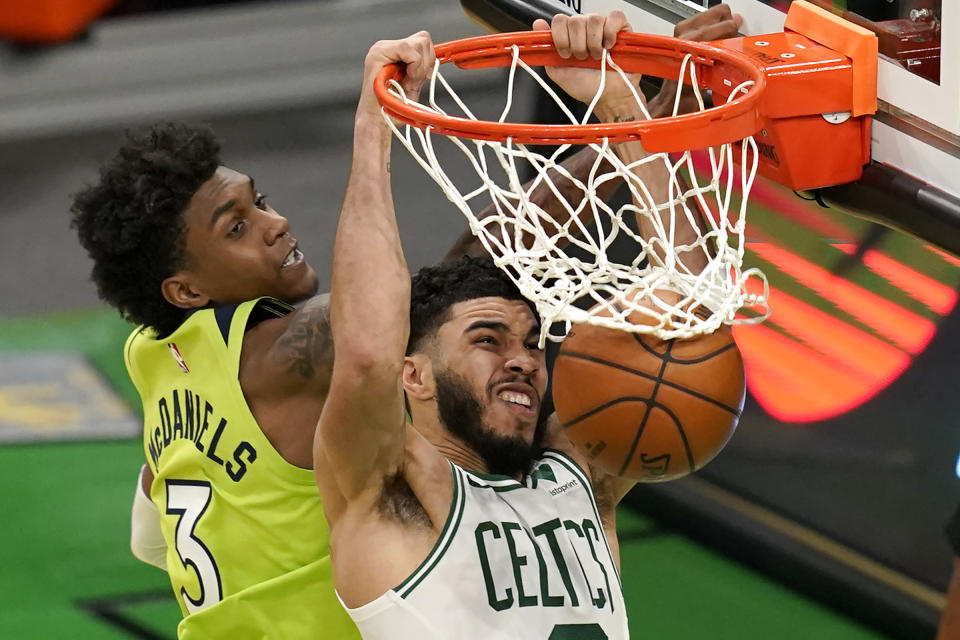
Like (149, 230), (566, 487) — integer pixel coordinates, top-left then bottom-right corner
(375, 31), (767, 150)
(376, 30), (773, 344)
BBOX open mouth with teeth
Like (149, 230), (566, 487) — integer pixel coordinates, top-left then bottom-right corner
(498, 390), (534, 414)
(281, 247), (303, 269)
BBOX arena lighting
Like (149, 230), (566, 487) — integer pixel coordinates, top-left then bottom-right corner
(705, 170), (960, 423)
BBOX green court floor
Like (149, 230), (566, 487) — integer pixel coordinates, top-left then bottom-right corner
(0, 308), (889, 638)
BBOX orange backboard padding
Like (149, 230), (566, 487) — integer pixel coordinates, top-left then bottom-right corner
(784, 0), (878, 117)
(0, 0), (118, 44)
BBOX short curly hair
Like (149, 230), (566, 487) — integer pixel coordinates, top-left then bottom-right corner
(407, 256), (536, 354)
(71, 123), (221, 337)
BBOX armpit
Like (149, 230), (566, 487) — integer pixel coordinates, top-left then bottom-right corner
(379, 472), (433, 528)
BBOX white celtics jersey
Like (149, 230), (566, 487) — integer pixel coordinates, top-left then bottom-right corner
(342, 450), (629, 640)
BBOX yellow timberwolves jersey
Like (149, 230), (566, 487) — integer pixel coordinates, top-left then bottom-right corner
(124, 298), (358, 639)
(340, 451), (629, 639)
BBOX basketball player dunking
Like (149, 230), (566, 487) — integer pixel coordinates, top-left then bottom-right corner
(71, 5), (741, 639)
(316, 10), (740, 638)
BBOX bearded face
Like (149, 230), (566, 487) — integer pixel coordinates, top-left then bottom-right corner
(434, 369), (548, 477)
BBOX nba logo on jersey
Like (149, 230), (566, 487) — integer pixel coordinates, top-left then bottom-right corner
(167, 342), (189, 374)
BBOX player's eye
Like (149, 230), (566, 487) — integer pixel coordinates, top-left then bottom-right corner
(474, 335), (497, 345)
(525, 342), (542, 351)
(254, 193), (268, 209)
(228, 220), (245, 236)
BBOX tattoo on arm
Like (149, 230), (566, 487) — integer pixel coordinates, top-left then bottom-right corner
(275, 295), (334, 381)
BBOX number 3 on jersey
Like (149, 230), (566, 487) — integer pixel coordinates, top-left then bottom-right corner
(166, 479), (223, 613)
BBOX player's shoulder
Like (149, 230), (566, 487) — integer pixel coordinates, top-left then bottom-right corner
(536, 448), (592, 489)
(240, 294), (333, 396)
(538, 413), (595, 483)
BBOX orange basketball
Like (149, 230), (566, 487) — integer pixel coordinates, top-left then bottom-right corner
(551, 322), (745, 482)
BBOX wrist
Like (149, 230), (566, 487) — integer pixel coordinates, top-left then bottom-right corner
(354, 107), (392, 135)
(646, 92), (672, 119)
(352, 112), (392, 158)
(594, 102), (648, 124)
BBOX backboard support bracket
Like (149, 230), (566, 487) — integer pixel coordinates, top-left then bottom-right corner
(811, 163), (960, 259)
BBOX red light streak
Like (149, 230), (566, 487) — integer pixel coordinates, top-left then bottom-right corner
(747, 241), (936, 354)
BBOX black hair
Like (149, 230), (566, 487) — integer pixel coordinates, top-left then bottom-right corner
(407, 255), (535, 354)
(70, 122), (221, 337)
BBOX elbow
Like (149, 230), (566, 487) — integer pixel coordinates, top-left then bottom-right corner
(333, 333), (405, 384)
(339, 348), (405, 385)
(331, 314), (410, 378)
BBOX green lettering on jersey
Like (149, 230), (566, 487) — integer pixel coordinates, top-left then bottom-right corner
(563, 519), (602, 609)
(548, 623), (608, 639)
(582, 519), (612, 612)
(524, 527), (564, 608)
(475, 521), (513, 611)
(532, 518), (578, 606)
(503, 522), (537, 607)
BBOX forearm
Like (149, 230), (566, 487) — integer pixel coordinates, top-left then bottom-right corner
(442, 146), (621, 262)
(595, 99), (708, 274)
(330, 115), (411, 363)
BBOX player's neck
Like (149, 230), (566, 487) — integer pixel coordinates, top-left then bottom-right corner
(432, 439), (490, 476)
(409, 413), (496, 475)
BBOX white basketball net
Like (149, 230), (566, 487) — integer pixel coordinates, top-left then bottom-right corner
(384, 45), (769, 344)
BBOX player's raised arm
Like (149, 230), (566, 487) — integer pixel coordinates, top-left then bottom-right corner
(539, 8), (746, 540)
(314, 32), (436, 522)
(440, 7), (742, 265)
(537, 9), (736, 277)
(648, 4), (743, 118)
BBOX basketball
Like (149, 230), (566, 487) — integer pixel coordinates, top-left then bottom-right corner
(551, 320), (745, 482)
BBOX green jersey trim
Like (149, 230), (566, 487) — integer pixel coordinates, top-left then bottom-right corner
(467, 470), (520, 484)
(464, 474), (526, 492)
(540, 450), (623, 589)
(396, 464), (466, 599)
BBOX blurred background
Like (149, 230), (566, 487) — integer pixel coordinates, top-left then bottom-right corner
(0, 1), (955, 638)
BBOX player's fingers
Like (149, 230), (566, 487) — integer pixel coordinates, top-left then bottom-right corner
(602, 10), (630, 50)
(532, 18), (550, 31)
(395, 32), (434, 97)
(683, 17), (742, 42)
(585, 14), (606, 60)
(551, 14), (572, 58)
(367, 33), (427, 69)
(398, 34), (427, 70)
(674, 4), (736, 39)
(566, 15), (589, 60)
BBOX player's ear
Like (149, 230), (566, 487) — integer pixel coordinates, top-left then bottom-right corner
(403, 353), (436, 401)
(161, 272), (210, 310)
